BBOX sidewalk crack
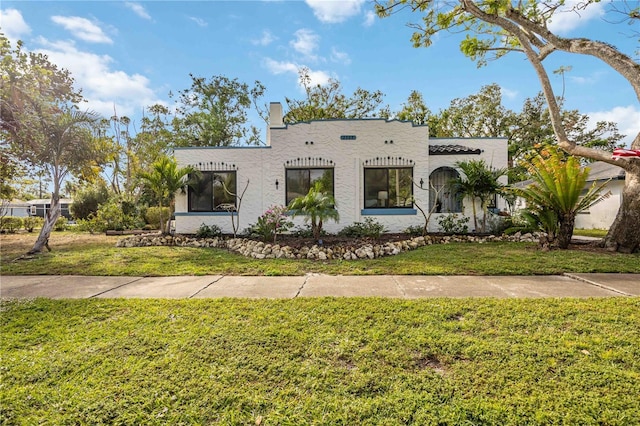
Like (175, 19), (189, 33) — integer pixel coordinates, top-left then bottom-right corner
(293, 274), (311, 298)
(189, 275), (225, 298)
(90, 277), (145, 298)
(563, 273), (632, 297)
(391, 275), (407, 298)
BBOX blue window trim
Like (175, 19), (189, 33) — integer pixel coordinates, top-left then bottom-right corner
(175, 212), (237, 217)
(361, 208), (417, 216)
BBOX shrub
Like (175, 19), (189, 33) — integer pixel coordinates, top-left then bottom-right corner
(23, 216), (44, 232)
(195, 223), (222, 238)
(338, 217), (387, 239)
(75, 215), (107, 234)
(438, 214), (470, 234)
(0, 216), (23, 233)
(404, 225), (424, 237)
(144, 207), (172, 229)
(70, 182), (109, 220)
(95, 197), (143, 231)
(253, 206), (293, 243)
(54, 216), (68, 231)
(291, 224), (327, 238)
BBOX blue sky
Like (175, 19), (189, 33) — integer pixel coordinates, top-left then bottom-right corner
(1, 1), (639, 146)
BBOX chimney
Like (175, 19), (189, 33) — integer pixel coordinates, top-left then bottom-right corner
(267, 102), (284, 146)
(269, 102), (284, 128)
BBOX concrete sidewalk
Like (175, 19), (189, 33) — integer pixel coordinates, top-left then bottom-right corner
(1, 273), (638, 299)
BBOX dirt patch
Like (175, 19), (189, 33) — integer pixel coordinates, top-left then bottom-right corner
(0, 232), (121, 261)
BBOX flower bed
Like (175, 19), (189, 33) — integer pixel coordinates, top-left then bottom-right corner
(116, 232), (542, 260)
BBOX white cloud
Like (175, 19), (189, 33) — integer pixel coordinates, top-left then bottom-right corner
(263, 58), (299, 75)
(51, 16), (112, 44)
(34, 38), (160, 117)
(501, 87), (518, 100)
(0, 8), (31, 44)
(306, 68), (332, 87)
(189, 17), (208, 27)
(252, 30), (276, 46)
(305, 0), (366, 23)
(546, 1), (605, 34)
(263, 58), (332, 89)
(330, 47), (351, 65)
(290, 28), (319, 59)
(125, 2), (151, 20)
(363, 10), (376, 27)
(588, 105), (640, 148)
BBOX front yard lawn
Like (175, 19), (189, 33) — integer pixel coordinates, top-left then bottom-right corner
(2, 297), (639, 425)
(1, 232), (639, 276)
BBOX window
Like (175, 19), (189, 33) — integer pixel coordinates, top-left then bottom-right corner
(286, 168), (334, 205)
(429, 167), (462, 213)
(188, 171), (237, 212)
(364, 168), (413, 208)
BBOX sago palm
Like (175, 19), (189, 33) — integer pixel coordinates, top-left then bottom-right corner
(511, 147), (610, 249)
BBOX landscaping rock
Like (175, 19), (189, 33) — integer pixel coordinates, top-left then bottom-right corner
(116, 232), (546, 261)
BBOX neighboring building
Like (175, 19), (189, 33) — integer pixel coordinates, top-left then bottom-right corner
(575, 162), (625, 230)
(27, 198), (74, 219)
(0, 199), (30, 217)
(174, 102), (508, 235)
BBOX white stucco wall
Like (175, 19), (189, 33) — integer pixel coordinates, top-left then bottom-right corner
(174, 105), (508, 235)
(575, 180), (624, 230)
(428, 138), (509, 232)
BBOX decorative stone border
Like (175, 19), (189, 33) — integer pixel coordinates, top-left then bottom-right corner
(116, 232), (543, 260)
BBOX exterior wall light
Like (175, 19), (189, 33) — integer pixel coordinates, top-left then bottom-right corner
(275, 179), (279, 189)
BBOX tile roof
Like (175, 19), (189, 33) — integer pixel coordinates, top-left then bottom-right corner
(429, 144), (482, 155)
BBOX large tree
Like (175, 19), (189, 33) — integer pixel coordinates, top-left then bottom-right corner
(1, 36), (103, 254)
(436, 83), (515, 138)
(284, 67), (390, 123)
(377, 0), (640, 253)
(171, 74), (266, 147)
(509, 93), (624, 181)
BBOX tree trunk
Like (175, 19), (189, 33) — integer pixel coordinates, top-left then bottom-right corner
(158, 200), (166, 235)
(557, 213), (575, 250)
(603, 168), (640, 253)
(28, 195), (60, 254)
(470, 198), (478, 233)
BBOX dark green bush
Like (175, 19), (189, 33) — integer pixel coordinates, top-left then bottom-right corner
(338, 217), (386, 238)
(70, 182), (109, 220)
(403, 225), (425, 237)
(437, 214), (469, 234)
(195, 223), (222, 238)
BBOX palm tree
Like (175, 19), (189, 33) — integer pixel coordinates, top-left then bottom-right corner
(449, 160), (506, 233)
(139, 155), (196, 234)
(511, 146), (610, 249)
(288, 182), (339, 241)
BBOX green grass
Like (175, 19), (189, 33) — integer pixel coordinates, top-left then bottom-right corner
(2, 297), (639, 425)
(2, 232), (639, 276)
(574, 228), (608, 238)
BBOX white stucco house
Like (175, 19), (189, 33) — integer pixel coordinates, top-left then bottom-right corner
(574, 161), (626, 230)
(174, 102), (508, 235)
